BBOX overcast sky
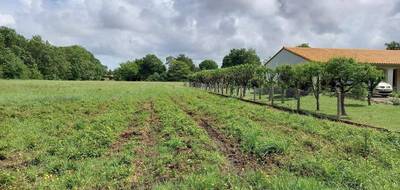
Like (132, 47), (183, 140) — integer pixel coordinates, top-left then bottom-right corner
(1, 0), (400, 69)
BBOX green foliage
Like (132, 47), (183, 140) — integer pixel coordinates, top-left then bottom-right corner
(113, 54), (166, 81)
(199, 59), (218, 70)
(0, 48), (30, 79)
(175, 54), (196, 71)
(325, 57), (365, 115)
(1, 81), (400, 189)
(222, 48), (261, 68)
(146, 72), (165, 81)
(167, 60), (192, 81)
(385, 41), (400, 50)
(137, 54), (166, 80)
(348, 83), (368, 100)
(0, 27), (107, 80)
(297, 43), (311, 48)
(113, 61), (139, 81)
(360, 64), (384, 105)
(276, 64), (295, 89)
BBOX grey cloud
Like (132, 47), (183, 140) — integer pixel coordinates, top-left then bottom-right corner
(2, 0), (400, 69)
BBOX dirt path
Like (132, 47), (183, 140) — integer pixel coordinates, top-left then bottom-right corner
(131, 101), (161, 189)
(170, 97), (260, 172)
(108, 106), (146, 154)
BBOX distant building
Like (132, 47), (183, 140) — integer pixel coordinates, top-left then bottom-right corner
(266, 47), (400, 90)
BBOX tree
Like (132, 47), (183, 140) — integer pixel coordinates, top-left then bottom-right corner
(167, 60), (192, 81)
(113, 61), (139, 81)
(361, 64), (384, 106)
(385, 41), (400, 50)
(292, 64), (310, 111)
(252, 66), (267, 100)
(275, 65), (294, 103)
(137, 54), (166, 80)
(265, 68), (277, 105)
(0, 48), (29, 79)
(222, 48), (261, 68)
(176, 54), (195, 71)
(325, 57), (364, 116)
(62, 45), (106, 80)
(199, 59), (218, 70)
(302, 62), (325, 111)
(0, 27), (107, 80)
(297, 43), (310, 48)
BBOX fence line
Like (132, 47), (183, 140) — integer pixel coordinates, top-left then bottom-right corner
(208, 91), (394, 133)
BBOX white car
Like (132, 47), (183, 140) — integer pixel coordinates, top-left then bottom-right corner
(374, 82), (393, 97)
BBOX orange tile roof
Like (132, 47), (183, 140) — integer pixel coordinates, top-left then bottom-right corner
(284, 47), (400, 65)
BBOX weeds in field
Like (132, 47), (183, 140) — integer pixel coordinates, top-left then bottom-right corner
(1, 81), (399, 189)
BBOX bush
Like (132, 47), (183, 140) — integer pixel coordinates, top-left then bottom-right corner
(349, 83), (367, 100)
(391, 98), (400, 106)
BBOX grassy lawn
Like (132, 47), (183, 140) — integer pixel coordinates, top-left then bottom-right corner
(1, 80), (400, 189)
(242, 90), (400, 131)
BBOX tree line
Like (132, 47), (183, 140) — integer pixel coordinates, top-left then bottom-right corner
(112, 48), (260, 81)
(0, 27), (107, 80)
(189, 58), (383, 118)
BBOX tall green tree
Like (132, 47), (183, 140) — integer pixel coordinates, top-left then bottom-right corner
(62, 45), (106, 80)
(303, 62), (325, 111)
(176, 54), (195, 71)
(326, 57), (364, 116)
(275, 65), (294, 103)
(361, 64), (384, 106)
(137, 54), (166, 80)
(385, 41), (400, 50)
(0, 27), (107, 80)
(114, 61), (140, 81)
(0, 48), (30, 79)
(222, 48), (261, 68)
(167, 60), (192, 81)
(265, 68), (277, 105)
(292, 64), (310, 111)
(199, 59), (218, 70)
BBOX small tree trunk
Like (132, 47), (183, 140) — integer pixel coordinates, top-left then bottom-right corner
(243, 86), (247, 97)
(253, 87), (256, 101)
(296, 89), (301, 111)
(270, 86), (275, 105)
(281, 88), (285, 103)
(340, 91), (347, 116)
(226, 85), (229, 95)
(367, 90), (372, 106)
(316, 92), (320, 111)
(236, 87), (239, 97)
(259, 87), (262, 99)
(337, 89), (342, 119)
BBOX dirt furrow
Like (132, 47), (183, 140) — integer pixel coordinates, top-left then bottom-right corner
(170, 97), (260, 172)
(108, 107), (146, 154)
(131, 101), (161, 190)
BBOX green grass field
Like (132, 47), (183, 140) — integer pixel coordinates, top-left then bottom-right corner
(1, 80), (400, 189)
(243, 91), (400, 131)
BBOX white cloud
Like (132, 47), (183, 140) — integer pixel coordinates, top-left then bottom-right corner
(0, 13), (15, 26)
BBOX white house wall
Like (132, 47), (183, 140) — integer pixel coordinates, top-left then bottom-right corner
(267, 49), (307, 68)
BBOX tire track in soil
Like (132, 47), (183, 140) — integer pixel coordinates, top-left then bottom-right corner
(169, 97), (261, 173)
(131, 101), (161, 190)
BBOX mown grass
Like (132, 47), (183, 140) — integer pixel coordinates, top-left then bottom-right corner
(242, 90), (400, 131)
(1, 80), (400, 189)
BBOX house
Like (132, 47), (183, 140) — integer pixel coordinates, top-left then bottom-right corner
(266, 47), (400, 90)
